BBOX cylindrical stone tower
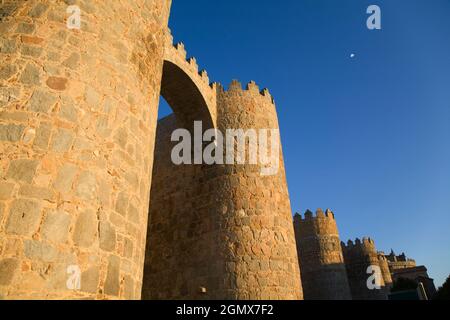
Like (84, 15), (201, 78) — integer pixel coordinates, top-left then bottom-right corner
(341, 238), (387, 300)
(142, 80), (303, 300)
(0, 0), (171, 299)
(377, 252), (393, 294)
(293, 209), (351, 300)
(214, 81), (302, 299)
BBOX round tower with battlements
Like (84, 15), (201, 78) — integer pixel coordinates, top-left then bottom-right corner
(293, 209), (351, 300)
(143, 80), (303, 300)
(377, 251), (393, 295)
(341, 238), (387, 300)
(213, 81), (302, 299)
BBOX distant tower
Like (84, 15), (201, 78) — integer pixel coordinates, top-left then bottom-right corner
(143, 80), (303, 300)
(377, 252), (393, 291)
(341, 238), (387, 300)
(385, 250), (417, 271)
(294, 209), (351, 300)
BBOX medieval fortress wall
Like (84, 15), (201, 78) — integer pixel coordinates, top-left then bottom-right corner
(211, 83), (302, 299)
(293, 209), (427, 300)
(293, 209), (351, 300)
(341, 238), (388, 300)
(377, 252), (393, 289)
(0, 0), (302, 300)
(142, 75), (302, 299)
(0, 0), (170, 299)
(0, 0), (431, 301)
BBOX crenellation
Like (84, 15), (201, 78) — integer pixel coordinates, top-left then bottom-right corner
(174, 42), (187, 59)
(294, 209), (351, 300)
(199, 69), (209, 85)
(260, 88), (274, 103)
(211, 81), (223, 91)
(187, 56), (198, 72)
(213, 80), (276, 104)
(304, 209), (313, 219)
(0, 0), (435, 302)
(246, 80), (260, 93)
(295, 214), (430, 301)
(293, 212), (302, 222)
(295, 209), (336, 222)
(341, 237), (388, 300)
(227, 79), (242, 92)
(315, 208), (325, 218)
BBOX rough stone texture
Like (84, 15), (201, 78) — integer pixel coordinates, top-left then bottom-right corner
(0, 124), (25, 142)
(377, 251), (393, 295)
(52, 163), (77, 193)
(6, 159), (39, 183)
(46, 76), (68, 91)
(294, 209), (351, 300)
(0, 0), (171, 299)
(341, 238), (388, 300)
(0, 258), (19, 286)
(19, 63), (41, 85)
(142, 81), (302, 300)
(1, 0), (303, 300)
(19, 184), (55, 201)
(40, 210), (71, 243)
(0, 182), (15, 200)
(0, 203), (4, 224)
(27, 89), (57, 113)
(24, 240), (59, 263)
(0, 124), (24, 142)
(104, 255), (120, 296)
(50, 128), (74, 152)
(72, 210), (97, 248)
(99, 221), (116, 252)
(5, 199), (42, 236)
(81, 266), (99, 294)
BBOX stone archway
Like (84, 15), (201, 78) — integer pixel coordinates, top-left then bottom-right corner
(0, 2), (302, 300)
(141, 33), (219, 300)
(141, 34), (303, 300)
(160, 33), (217, 129)
(160, 60), (214, 129)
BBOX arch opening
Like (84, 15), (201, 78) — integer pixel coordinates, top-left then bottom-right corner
(159, 60), (214, 129)
(157, 96), (173, 120)
(142, 58), (216, 299)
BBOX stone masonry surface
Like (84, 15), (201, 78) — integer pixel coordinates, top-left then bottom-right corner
(0, 0), (303, 300)
(0, 0), (171, 299)
(294, 209), (351, 300)
(1, 0), (428, 301)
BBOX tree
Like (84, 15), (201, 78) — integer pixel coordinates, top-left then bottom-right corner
(433, 275), (450, 300)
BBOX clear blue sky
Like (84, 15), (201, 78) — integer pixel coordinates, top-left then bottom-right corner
(160, 0), (450, 287)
